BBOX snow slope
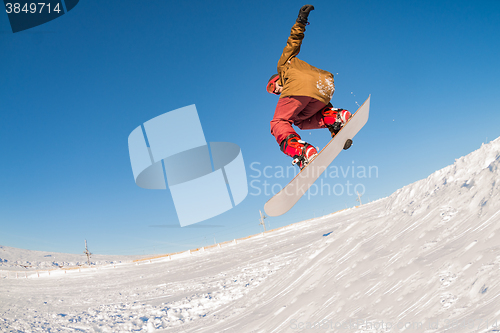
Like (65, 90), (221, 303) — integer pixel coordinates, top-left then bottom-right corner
(1, 138), (500, 332)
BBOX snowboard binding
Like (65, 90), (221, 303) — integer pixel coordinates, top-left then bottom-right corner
(291, 153), (316, 170)
(322, 105), (352, 140)
(280, 134), (318, 170)
(321, 105), (353, 150)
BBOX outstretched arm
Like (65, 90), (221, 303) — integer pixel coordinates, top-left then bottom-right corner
(276, 5), (315, 74)
(277, 22), (306, 72)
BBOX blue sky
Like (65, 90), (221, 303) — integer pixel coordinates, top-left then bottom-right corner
(1, 0), (499, 255)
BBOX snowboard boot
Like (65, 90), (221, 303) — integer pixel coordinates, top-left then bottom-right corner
(321, 104), (353, 150)
(280, 134), (318, 170)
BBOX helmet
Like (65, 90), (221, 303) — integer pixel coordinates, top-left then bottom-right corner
(266, 74), (280, 95)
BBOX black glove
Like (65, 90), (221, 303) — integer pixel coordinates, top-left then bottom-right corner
(296, 5), (315, 24)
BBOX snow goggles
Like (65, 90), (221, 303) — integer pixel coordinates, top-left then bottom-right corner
(266, 74), (280, 95)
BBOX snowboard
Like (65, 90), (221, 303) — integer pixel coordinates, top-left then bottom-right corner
(264, 95), (370, 216)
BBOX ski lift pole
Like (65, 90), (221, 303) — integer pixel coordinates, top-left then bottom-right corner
(259, 210), (267, 232)
(356, 191), (362, 206)
(84, 240), (92, 266)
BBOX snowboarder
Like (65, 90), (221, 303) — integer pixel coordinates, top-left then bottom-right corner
(267, 5), (352, 169)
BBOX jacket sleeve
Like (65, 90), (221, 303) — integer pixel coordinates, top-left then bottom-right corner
(277, 22), (306, 74)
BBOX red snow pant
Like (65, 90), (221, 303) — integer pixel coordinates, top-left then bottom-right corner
(270, 96), (327, 145)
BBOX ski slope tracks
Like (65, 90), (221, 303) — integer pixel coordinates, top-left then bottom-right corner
(1, 137), (500, 332)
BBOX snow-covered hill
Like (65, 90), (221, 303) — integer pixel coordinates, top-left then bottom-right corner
(0, 245), (143, 271)
(1, 138), (499, 332)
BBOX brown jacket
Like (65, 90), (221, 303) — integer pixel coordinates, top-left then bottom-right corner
(277, 22), (335, 105)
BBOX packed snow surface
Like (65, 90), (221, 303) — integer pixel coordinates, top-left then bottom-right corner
(1, 138), (500, 332)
